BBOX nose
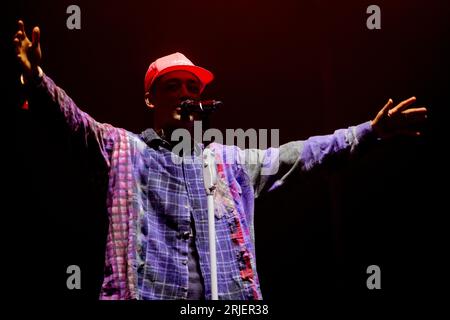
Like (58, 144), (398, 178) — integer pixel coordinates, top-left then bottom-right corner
(180, 83), (191, 97)
(178, 83), (195, 102)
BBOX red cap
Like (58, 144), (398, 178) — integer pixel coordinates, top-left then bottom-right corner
(144, 52), (214, 94)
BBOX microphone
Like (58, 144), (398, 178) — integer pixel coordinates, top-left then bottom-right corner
(179, 99), (223, 114)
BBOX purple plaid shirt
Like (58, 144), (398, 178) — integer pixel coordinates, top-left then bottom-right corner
(25, 73), (375, 300)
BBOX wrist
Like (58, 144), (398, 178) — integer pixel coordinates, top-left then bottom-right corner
(21, 66), (43, 85)
(370, 120), (390, 140)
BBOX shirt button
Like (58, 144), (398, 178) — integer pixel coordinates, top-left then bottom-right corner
(182, 259), (188, 265)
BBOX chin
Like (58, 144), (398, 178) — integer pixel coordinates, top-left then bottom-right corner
(173, 113), (194, 122)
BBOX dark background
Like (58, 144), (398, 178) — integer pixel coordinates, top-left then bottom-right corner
(5, 0), (449, 307)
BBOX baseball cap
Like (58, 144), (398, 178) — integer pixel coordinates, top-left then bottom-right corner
(144, 52), (214, 94)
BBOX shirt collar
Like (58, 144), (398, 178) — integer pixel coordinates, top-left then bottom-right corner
(139, 128), (206, 155)
(139, 128), (172, 149)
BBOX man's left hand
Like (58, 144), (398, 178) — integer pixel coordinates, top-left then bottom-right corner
(371, 96), (428, 139)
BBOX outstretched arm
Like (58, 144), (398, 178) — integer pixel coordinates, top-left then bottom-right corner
(243, 97), (428, 197)
(13, 20), (115, 165)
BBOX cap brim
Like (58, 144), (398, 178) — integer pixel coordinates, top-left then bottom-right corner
(151, 65), (214, 90)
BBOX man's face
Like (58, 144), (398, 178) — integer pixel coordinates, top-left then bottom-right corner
(147, 70), (202, 129)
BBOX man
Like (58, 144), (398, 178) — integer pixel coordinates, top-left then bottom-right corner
(14, 20), (427, 300)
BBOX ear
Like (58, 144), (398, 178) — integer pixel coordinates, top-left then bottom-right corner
(144, 92), (155, 109)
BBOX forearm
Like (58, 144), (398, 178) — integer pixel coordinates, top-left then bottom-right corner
(22, 70), (113, 164)
(247, 121), (377, 196)
(300, 121), (375, 171)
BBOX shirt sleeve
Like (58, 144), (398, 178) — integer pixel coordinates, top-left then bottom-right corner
(241, 122), (377, 198)
(22, 71), (115, 167)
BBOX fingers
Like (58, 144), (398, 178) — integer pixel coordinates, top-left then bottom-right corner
(15, 31), (24, 41)
(14, 20), (26, 49)
(381, 98), (394, 115)
(401, 107), (428, 125)
(17, 20), (27, 40)
(13, 20), (42, 75)
(398, 130), (422, 137)
(14, 20), (40, 48)
(14, 23), (25, 55)
(14, 30), (25, 43)
(18, 20), (26, 35)
(374, 97), (428, 139)
(403, 107), (427, 116)
(390, 96), (417, 114)
(31, 26), (40, 48)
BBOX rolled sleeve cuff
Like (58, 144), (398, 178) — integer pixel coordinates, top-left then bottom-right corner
(354, 121), (377, 144)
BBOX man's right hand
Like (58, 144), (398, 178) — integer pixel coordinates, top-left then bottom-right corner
(13, 20), (42, 81)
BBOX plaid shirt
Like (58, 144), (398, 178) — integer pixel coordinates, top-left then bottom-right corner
(25, 74), (375, 300)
